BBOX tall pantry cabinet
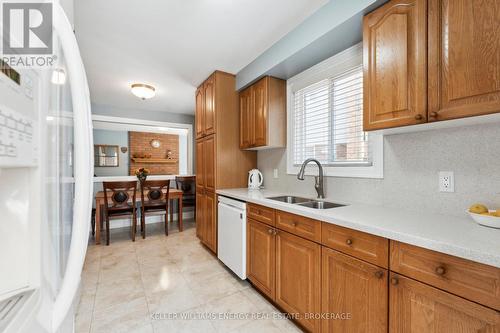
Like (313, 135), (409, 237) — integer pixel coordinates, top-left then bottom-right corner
(195, 71), (256, 253)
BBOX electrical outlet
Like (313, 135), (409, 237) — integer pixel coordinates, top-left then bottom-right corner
(439, 171), (454, 192)
(273, 168), (279, 179)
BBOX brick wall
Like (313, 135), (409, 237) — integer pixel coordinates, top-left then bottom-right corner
(129, 131), (179, 175)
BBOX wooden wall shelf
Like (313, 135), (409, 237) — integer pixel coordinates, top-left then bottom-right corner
(131, 158), (178, 164)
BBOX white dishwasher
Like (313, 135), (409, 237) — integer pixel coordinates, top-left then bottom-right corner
(217, 196), (247, 279)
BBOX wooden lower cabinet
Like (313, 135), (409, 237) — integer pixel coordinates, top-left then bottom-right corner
(195, 187), (204, 240)
(247, 218), (275, 299)
(275, 230), (321, 333)
(389, 273), (500, 332)
(204, 190), (216, 252)
(196, 189), (216, 253)
(322, 247), (388, 333)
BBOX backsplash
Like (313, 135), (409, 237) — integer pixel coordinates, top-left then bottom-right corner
(258, 123), (500, 217)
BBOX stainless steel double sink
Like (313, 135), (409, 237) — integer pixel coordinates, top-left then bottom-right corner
(266, 196), (346, 209)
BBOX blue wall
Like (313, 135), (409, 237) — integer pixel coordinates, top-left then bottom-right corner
(93, 129), (129, 176)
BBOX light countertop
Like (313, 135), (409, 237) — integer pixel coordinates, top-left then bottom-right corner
(216, 188), (500, 268)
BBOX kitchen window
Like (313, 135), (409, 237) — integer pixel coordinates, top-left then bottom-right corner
(287, 43), (383, 178)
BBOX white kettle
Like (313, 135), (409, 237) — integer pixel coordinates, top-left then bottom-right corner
(248, 169), (263, 189)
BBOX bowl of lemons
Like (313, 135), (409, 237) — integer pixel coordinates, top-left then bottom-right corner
(468, 204), (500, 229)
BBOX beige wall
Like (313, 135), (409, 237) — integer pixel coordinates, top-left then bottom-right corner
(257, 123), (500, 217)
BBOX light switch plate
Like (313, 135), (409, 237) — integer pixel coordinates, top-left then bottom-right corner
(439, 171), (454, 192)
(273, 168), (279, 179)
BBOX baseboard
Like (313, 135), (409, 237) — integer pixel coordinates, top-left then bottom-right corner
(105, 211), (194, 229)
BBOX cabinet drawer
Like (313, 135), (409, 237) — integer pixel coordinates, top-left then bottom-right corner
(390, 241), (500, 310)
(275, 211), (321, 242)
(247, 203), (275, 226)
(322, 223), (388, 268)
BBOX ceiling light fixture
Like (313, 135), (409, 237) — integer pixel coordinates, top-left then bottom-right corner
(131, 83), (156, 100)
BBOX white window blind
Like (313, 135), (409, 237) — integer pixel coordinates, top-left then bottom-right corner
(292, 65), (370, 166)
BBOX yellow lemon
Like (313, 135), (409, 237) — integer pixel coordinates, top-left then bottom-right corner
(469, 204), (488, 214)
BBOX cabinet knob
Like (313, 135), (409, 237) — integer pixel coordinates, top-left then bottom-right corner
(268, 229), (273, 234)
(346, 239), (353, 245)
(273, 229), (278, 235)
(292, 221), (298, 227)
(374, 271), (384, 279)
(415, 114), (423, 121)
(257, 209), (262, 215)
(390, 277), (399, 285)
(435, 266), (446, 276)
(429, 111), (438, 118)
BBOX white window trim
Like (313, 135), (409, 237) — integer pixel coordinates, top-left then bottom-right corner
(286, 43), (384, 179)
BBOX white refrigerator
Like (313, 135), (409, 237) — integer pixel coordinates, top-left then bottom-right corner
(0, 2), (93, 332)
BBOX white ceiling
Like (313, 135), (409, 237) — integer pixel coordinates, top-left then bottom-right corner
(74, 0), (327, 115)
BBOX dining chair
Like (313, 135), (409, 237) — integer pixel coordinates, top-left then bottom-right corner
(175, 176), (196, 220)
(140, 180), (170, 237)
(102, 181), (138, 245)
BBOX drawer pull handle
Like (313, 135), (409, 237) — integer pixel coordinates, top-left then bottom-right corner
(415, 114), (423, 121)
(429, 111), (438, 118)
(257, 209), (262, 215)
(268, 229), (273, 234)
(375, 271), (384, 279)
(435, 266), (446, 276)
(390, 277), (399, 285)
(273, 230), (278, 235)
(292, 221), (298, 227)
(346, 239), (353, 245)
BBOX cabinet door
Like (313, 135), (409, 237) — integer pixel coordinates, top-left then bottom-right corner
(203, 75), (216, 136)
(321, 248), (387, 333)
(276, 230), (321, 333)
(428, 0), (500, 121)
(363, 0), (427, 130)
(239, 87), (253, 149)
(390, 273), (500, 332)
(195, 86), (205, 139)
(247, 218), (275, 299)
(203, 134), (215, 192)
(203, 190), (217, 253)
(195, 139), (204, 188)
(195, 187), (205, 241)
(252, 77), (268, 147)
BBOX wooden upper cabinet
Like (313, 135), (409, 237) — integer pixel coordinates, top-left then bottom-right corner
(195, 87), (204, 138)
(247, 218), (276, 299)
(203, 74), (216, 135)
(203, 134), (215, 192)
(275, 230), (321, 333)
(252, 77), (268, 147)
(390, 273), (500, 332)
(428, 0), (500, 121)
(322, 248), (388, 333)
(363, 0), (427, 130)
(239, 87), (253, 149)
(239, 76), (286, 149)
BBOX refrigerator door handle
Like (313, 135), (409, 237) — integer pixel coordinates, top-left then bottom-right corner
(51, 3), (94, 332)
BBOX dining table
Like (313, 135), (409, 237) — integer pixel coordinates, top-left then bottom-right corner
(94, 188), (183, 245)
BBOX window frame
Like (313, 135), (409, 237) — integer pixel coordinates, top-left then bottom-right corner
(286, 43), (384, 179)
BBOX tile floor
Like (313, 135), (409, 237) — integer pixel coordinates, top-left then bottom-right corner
(76, 219), (302, 333)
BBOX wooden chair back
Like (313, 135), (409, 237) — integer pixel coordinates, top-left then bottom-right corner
(175, 176), (195, 195)
(140, 180), (170, 209)
(102, 181), (137, 212)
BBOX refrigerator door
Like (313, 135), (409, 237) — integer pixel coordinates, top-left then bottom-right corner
(50, 3), (94, 332)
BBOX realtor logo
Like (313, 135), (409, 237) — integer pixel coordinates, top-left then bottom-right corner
(2, 2), (53, 54)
